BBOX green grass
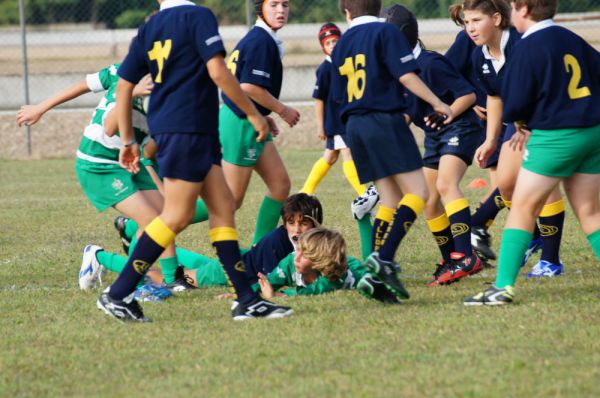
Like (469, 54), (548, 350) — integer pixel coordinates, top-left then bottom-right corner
(1, 152), (600, 397)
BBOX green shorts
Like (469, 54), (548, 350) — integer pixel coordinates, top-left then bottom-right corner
(522, 124), (600, 177)
(75, 159), (158, 212)
(219, 105), (272, 167)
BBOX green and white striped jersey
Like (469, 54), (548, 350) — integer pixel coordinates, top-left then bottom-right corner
(76, 64), (149, 165)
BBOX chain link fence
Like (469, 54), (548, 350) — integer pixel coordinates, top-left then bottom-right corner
(1, 0), (599, 158)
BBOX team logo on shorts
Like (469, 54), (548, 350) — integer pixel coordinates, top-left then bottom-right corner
(448, 136), (459, 146)
(246, 148), (257, 160)
(112, 178), (124, 191)
(133, 259), (151, 274)
(451, 223), (470, 237)
(234, 261), (246, 273)
(539, 224), (558, 237)
(435, 236), (449, 246)
(523, 149), (529, 162)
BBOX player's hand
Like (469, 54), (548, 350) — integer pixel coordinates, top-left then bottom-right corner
(247, 112), (269, 142)
(473, 105), (487, 121)
(143, 137), (158, 160)
(16, 104), (44, 127)
(215, 292), (235, 300)
(257, 272), (275, 299)
(432, 102), (454, 126)
(133, 74), (154, 97)
(119, 144), (141, 174)
(509, 123), (531, 152)
(474, 139), (496, 168)
(266, 116), (279, 138)
(317, 127), (326, 141)
(424, 111), (448, 130)
(279, 105), (300, 127)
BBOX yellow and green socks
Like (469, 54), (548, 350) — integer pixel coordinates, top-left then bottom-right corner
(210, 227), (256, 304)
(445, 198), (473, 255)
(538, 200), (565, 264)
(426, 212), (454, 263)
(495, 228), (532, 289)
(372, 206), (395, 252)
(378, 194), (425, 263)
(252, 196), (284, 245)
(342, 160), (365, 196)
(109, 217), (175, 300)
(300, 158), (331, 195)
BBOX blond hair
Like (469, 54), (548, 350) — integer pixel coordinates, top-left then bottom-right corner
(297, 228), (348, 282)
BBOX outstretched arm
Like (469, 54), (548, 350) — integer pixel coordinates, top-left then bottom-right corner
(16, 80), (90, 127)
(399, 72), (454, 125)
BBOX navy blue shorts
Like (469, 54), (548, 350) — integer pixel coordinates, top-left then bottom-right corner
(423, 119), (482, 169)
(502, 123), (517, 142)
(345, 112), (423, 183)
(153, 133), (222, 182)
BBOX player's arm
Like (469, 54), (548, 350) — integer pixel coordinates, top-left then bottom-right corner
(449, 92), (476, 120)
(314, 99), (326, 140)
(104, 74), (154, 137)
(474, 94), (502, 167)
(206, 55), (269, 141)
(240, 83), (300, 128)
(16, 80), (90, 127)
(115, 78), (140, 173)
(399, 72), (454, 126)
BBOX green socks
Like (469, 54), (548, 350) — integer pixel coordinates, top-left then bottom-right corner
(253, 196), (283, 245)
(357, 216), (373, 261)
(495, 228), (533, 289)
(587, 229), (600, 261)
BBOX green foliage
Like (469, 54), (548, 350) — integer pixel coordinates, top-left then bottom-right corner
(2, 0), (597, 26)
(1, 154), (600, 396)
(114, 9), (148, 29)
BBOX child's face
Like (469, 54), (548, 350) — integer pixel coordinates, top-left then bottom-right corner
(263, 0), (289, 31)
(284, 214), (315, 243)
(293, 250), (314, 274)
(463, 9), (502, 46)
(322, 36), (339, 56)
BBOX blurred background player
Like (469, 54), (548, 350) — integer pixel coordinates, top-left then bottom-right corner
(220, 0), (300, 246)
(465, 0), (600, 305)
(300, 22), (376, 260)
(451, 0), (566, 277)
(382, 4), (484, 286)
(331, 0), (453, 300)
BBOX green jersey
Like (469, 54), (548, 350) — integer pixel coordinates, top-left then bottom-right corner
(77, 64), (148, 165)
(254, 253), (368, 296)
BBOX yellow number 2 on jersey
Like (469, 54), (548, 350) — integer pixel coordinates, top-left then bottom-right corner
(564, 54), (591, 100)
(148, 40), (172, 84)
(339, 54), (366, 103)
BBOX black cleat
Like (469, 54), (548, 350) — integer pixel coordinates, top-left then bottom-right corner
(231, 298), (293, 320)
(363, 252), (410, 299)
(114, 216), (131, 255)
(357, 274), (400, 304)
(97, 289), (151, 322)
(471, 227), (497, 261)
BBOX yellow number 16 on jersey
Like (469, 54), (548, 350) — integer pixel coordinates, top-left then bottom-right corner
(339, 54), (366, 102)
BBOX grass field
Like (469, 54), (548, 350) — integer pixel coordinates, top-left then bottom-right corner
(1, 151), (600, 397)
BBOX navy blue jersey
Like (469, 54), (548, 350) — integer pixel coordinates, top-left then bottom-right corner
(406, 48), (479, 133)
(118, 4), (225, 135)
(242, 226), (294, 277)
(313, 59), (345, 137)
(445, 30), (486, 107)
(331, 18), (420, 122)
(471, 28), (521, 97)
(222, 26), (283, 118)
(502, 25), (600, 129)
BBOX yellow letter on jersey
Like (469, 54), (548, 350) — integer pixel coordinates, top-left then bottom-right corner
(339, 54), (366, 102)
(564, 54), (591, 100)
(148, 40), (172, 84)
(226, 50), (240, 76)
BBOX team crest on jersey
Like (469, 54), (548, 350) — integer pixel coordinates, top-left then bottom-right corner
(482, 64), (490, 74)
(451, 223), (469, 237)
(448, 136), (459, 146)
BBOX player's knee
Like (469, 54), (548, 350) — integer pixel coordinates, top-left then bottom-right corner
(269, 176), (291, 201)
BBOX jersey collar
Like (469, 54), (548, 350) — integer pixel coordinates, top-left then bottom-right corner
(522, 19), (556, 39)
(160, 0), (195, 11)
(255, 19), (285, 59)
(325, 55), (332, 63)
(349, 15), (380, 29)
(482, 28), (510, 73)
